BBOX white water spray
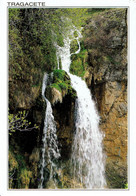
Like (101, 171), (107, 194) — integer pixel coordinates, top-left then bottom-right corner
(39, 73), (60, 188)
(56, 26), (106, 189)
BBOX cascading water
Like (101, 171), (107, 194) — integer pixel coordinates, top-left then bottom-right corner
(56, 26), (106, 189)
(39, 73), (60, 188)
(39, 23), (106, 189)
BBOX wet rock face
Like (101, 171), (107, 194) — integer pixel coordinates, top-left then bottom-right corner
(84, 9), (128, 188)
(52, 93), (75, 160)
(95, 81), (127, 161)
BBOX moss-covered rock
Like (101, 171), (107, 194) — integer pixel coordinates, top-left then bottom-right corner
(70, 49), (88, 78)
(9, 150), (18, 188)
(9, 148), (34, 189)
(46, 69), (76, 105)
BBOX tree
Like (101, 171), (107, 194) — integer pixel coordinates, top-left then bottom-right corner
(8, 110), (38, 135)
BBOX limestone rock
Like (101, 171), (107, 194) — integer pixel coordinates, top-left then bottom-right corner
(46, 87), (63, 105)
(84, 8), (128, 188)
(84, 8), (127, 84)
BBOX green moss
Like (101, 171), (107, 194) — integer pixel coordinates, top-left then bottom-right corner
(50, 83), (61, 92)
(9, 148), (33, 189)
(74, 31), (78, 38)
(70, 49), (88, 78)
(48, 69), (76, 98)
(20, 169), (32, 189)
(58, 57), (62, 69)
(124, 183), (128, 189)
(53, 69), (67, 82)
(59, 82), (68, 90)
(56, 35), (64, 47)
(70, 39), (79, 54)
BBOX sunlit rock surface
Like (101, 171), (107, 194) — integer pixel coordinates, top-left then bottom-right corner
(84, 8), (127, 188)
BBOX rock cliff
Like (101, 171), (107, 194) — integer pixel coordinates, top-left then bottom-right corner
(84, 8), (128, 188)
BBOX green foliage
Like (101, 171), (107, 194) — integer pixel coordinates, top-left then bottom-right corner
(124, 183), (128, 189)
(50, 83), (61, 92)
(74, 31), (79, 38)
(8, 7), (98, 84)
(9, 150), (18, 189)
(20, 169), (32, 189)
(57, 8), (88, 27)
(58, 57), (62, 69)
(51, 70), (70, 93)
(8, 110), (38, 135)
(70, 49), (88, 78)
(53, 69), (67, 81)
(69, 35), (89, 78)
(70, 39), (79, 54)
(48, 70), (76, 97)
(9, 148), (33, 189)
(87, 8), (110, 15)
(9, 9), (61, 105)
(8, 8), (91, 110)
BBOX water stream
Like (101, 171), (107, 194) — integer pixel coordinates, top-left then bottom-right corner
(40, 25), (106, 189)
(56, 26), (106, 189)
(39, 73), (60, 188)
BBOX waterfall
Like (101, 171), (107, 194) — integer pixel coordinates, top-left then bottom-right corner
(39, 73), (60, 189)
(39, 23), (106, 189)
(56, 26), (106, 189)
